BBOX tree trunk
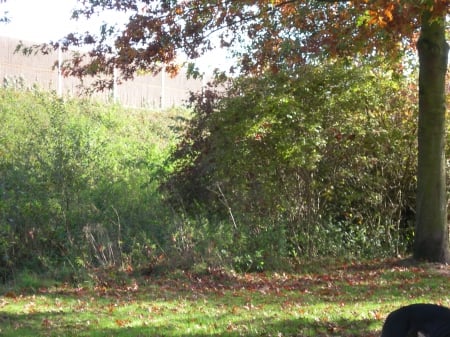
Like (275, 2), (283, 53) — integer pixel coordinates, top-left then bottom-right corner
(414, 11), (449, 262)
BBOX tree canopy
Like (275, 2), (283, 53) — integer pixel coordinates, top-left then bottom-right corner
(51, 1), (447, 83)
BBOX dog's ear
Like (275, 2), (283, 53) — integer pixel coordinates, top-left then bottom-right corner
(418, 331), (428, 337)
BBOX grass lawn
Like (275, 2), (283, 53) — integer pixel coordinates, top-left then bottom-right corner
(0, 258), (449, 337)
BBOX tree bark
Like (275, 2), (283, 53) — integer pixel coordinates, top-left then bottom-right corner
(414, 11), (449, 262)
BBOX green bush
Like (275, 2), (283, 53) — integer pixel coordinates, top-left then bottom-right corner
(166, 61), (418, 268)
(0, 61), (425, 278)
(0, 88), (179, 281)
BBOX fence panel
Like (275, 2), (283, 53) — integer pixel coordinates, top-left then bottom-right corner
(0, 36), (203, 108)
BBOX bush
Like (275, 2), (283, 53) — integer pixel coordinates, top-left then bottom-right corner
(0, 88), (180, 281)
(165, 61), (418, 268)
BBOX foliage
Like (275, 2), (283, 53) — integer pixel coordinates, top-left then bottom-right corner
(0, 88), (180, 281)
(0, 259), (449, 336)
(42, 0), (448, 264)
(15, 0), (448, 262)
(34, 0), (446, 85)
(165, 61), (418, 269)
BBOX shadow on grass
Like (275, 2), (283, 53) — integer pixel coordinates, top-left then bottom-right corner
(0, 310), (379, 337)
(2, 259), (446, 336)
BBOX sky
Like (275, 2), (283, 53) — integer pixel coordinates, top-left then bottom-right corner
(0, 0), (231, 74)
(0, 0), (86, 42)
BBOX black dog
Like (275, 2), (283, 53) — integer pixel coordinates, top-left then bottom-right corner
(428, 321), (450, 337)
(381, 304), (450, 337)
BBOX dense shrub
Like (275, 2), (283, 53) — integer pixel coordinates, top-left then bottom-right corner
(165, 61), (419, 269)
(0, 88), (179, 281)
(0, 61), (430, 277)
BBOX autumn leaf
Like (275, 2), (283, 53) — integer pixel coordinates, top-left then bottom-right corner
(115, 319), (130, 327)
(384, 3), (395, 22)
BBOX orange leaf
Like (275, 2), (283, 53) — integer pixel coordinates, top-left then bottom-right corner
(384, 4), (394, 22)
(115, 319), (127, 327)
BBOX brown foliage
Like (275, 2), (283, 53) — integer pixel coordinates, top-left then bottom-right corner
(25, 0), (448, 87)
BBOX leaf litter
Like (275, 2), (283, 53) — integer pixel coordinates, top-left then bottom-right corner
(0, 258), (449, 336)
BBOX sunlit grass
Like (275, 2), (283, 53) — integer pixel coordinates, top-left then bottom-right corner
(1, 259), (449, 337)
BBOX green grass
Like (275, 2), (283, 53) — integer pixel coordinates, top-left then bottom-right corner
(1, 258), (449, 336)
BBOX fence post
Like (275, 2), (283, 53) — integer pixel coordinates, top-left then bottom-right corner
(113, 67), (118, 103)
(161, 69), (165, 109)
(57, 45), (62, 96)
